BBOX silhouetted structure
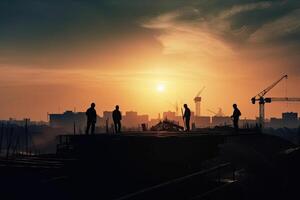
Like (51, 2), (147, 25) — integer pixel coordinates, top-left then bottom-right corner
(112, 105), (122, 133)
(194, 87), (205, 116)
(85, 103), (97, 135)
(150, 119), (184, 131)
(231, 104), (241, 131)
(183, 104), (191, 131)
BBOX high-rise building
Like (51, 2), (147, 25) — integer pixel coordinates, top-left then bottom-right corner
(194, 116), (211, 128)
(282, 112), (299, 128)
(211, 116), (232, 127)
(163, 111), (176, 121)
(49, 111), (101, 132)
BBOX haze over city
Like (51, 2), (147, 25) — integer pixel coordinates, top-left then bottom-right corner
(1, 0), (300, 121)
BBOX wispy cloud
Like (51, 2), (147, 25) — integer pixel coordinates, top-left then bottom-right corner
(142, 0), (300, 60)
(249, 9), (300, 43)
(142, 8), (234, 57)
(219, 1), (273, 19)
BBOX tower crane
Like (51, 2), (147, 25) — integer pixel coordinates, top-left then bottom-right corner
(251, 75), (300, 128)
(207, 108), (224, 117)
(194, 86), (206, 116)
(207, 109), (217, 116)
(168, 101), (179, 116)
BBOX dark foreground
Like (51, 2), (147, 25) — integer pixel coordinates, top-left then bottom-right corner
(1, 129), (300, 199)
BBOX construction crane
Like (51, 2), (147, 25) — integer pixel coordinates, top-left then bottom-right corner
(207, 108), (225, 117)
(168, 101), (179, 116)
(194, 86), (206, 116)
(207, 109), (217, 116)
(251, 75), (300, 128)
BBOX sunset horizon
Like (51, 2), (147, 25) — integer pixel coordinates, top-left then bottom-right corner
(1, 0), (300, 121)
(2, 1), (300, 199)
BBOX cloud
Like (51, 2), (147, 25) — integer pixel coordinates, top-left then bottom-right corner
(219, 1), (273, 19)
(249, 9), (300, 43)
(1, 0), (300, 69)
(142, 0), (300, 57)
(142, 8), (233, 57)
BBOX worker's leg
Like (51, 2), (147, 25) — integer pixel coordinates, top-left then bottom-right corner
(234, 120), (239, 132)
(86, 122), (91, 135)
(186, 119), (190, 131)
(91, 123), (95, 134)
(114, 122), (118, 133)
(118, 121), (121, 133)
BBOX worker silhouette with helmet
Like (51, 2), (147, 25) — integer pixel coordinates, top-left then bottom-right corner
(86, 103), (97, 135)
(183, 104), (191, 131)
(231, 104), (241, 131)
(112, 105), (122, 133)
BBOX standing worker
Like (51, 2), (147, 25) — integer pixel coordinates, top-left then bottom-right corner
(183, 104), (191, 132)
(86, 103), (97, 135)
(231, 104), (241, 131)
(112, 105), (122, 133)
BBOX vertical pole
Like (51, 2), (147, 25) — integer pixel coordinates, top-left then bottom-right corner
(106, 118), (109, 133)
(0, 123), (3, 155)
(259, 103), (265, 129)
(73, 121), (76, 135)
(25, 119), (28, 156)
(6, 127), (14, 159)
(13, 133), (20, 156)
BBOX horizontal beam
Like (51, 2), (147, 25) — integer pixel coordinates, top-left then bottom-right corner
(265, 97), (300, 102)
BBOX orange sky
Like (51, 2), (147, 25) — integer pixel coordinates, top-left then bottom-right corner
(1, 1), (300, 121)
(1, 53), (300, 121)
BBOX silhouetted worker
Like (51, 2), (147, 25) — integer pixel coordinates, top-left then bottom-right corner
(183, 104), (191, 131)
(231, 104), (241, 131)
(112, 105), (122, 133)
(85, 103), (97, 135)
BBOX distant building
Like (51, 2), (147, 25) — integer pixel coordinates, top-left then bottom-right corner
(269, 118), (283, 129)
(240, 119), (257, 128)
(194, 116), (211, 128)
(102, 111), (113, 127)
(49, 111), (101, 132)
(163, 111), (176, 121)
(122, 111), (149, 129)
(0, 118), (31, 126)
(149, 118), (160, 127)
(268, 112), (299, 129)
(283, 112), (298, 121)
(138, 114), (149, 126)
(282, 112), (299, 128)
(211, 116), (232, 127)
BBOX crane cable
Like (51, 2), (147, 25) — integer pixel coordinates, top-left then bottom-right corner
(285, 77), (288, 111)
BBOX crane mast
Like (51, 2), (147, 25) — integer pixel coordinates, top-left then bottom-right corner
(194, 86), (205, 117)
(251, 75), (288, 128)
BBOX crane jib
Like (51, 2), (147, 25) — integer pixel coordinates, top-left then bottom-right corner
(255, 74), (288, 98)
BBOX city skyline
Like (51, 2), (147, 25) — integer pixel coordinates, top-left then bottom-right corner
(1, 86), (300, 121)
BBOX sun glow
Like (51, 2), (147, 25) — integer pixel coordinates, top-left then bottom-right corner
(156, 83), (165, 92)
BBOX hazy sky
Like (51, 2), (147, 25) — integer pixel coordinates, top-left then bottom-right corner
(1, 0), (300, 121)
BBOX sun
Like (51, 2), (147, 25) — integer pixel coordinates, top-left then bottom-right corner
(156, 83), (165, 92)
